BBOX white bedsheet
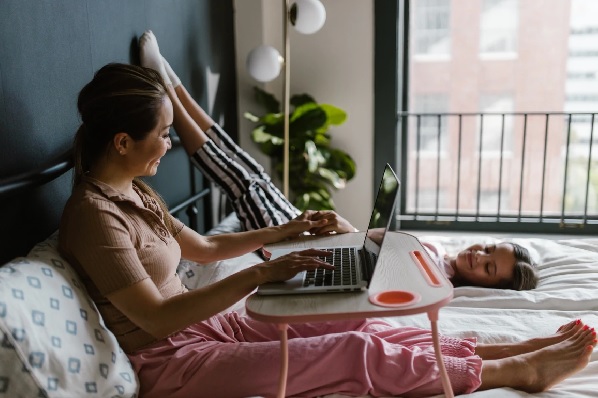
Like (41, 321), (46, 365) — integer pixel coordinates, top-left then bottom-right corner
(178, 234), (598, 397)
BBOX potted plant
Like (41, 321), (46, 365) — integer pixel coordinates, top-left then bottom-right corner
(244, 87), (356, 211)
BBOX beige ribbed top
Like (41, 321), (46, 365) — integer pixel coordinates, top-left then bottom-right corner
(59, 176), (186, 353)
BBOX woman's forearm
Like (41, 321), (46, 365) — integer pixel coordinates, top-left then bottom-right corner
(105, 264), (267, 340)
(196, 227), (286, 262)
(151, 267), (264, 338)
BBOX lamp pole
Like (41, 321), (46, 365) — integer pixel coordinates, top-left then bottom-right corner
(282, 0), (291, 198)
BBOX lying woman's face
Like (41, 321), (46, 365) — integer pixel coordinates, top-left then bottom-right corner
(452, 243), (516, 288)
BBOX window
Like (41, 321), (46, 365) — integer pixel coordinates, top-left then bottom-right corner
(477, 94), (514, 154)
(479, 189), (510, 214)
(568, 114), (597, 157)
(412, 94), (449, 153)
(412, 0), (451, 57)
(479, 0), (518, 56)
(375, 0), (598, 233)
(415, 188), (447, 212)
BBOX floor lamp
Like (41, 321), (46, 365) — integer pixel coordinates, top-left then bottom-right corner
(246, 0), (327, 197)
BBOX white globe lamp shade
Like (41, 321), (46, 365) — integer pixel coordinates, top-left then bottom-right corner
(291, 0), (326, 35)
(246, 45), (283, 82)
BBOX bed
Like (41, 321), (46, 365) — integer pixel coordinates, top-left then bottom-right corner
(178, 215), (598, 398)
(2, 176), (598, 398)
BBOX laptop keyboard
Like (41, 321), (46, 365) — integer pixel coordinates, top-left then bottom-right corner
(303, 248), (358, 287)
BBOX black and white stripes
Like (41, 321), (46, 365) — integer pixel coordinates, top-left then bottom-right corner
(191, 124), (300, 231)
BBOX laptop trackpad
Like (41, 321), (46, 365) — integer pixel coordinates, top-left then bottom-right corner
(259, 272), (304, 290)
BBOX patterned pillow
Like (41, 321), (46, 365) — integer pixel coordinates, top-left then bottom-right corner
(0, 233), (138, 397)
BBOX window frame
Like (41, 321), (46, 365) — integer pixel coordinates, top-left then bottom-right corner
(373, 0), (598, 235)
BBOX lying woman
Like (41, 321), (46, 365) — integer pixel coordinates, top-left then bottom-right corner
(57, 37), (595, 398)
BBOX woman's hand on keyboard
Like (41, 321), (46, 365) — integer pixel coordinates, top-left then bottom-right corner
(255, 249), (334, 283)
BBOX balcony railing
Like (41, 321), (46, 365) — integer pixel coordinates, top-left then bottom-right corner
(397, 111), (598, 235)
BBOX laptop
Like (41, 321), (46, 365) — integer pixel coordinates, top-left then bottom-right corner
(256, 163), (400, 295)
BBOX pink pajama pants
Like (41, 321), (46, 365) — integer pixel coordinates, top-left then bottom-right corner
(128, 312), (482, 398)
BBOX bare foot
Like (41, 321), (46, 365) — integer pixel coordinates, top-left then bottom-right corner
(557, 319), (582, 333)
(481, 324), (596, 393)
(476, 320), (588, 360)
(525, 319), (586, 351)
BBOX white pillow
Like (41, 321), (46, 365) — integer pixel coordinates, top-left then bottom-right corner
(0, 233), (138, 398)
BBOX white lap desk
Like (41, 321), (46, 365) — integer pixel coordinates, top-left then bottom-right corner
(246, 231), (455, 398)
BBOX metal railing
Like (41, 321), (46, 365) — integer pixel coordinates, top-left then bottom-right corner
(398, 111), (598, 234)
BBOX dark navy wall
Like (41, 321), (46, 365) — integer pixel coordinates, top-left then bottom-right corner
(0, 0), (237, 263)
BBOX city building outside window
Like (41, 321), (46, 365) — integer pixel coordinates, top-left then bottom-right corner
(479, 0), (518, 57)
(413, 0), (451, 59)
(412, 94), (449, 154)
(477, 94), (514, 155)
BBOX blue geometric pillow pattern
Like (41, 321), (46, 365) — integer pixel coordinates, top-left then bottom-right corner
(0, 233), (138, 397)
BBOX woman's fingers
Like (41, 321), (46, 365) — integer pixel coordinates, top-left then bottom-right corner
(308, 211), (355, 235)
(281, 249), (334, 270)
(297, 249), (334, 268)
(280, 216), (328, 239)
(261, 249), (334, 282)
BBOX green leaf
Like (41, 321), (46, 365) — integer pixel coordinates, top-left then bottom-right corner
(251, 127), (284, 157)
(320, 104), (347, 125)
(314, 104), (347, 134)
(304, 141), (324, 173)
(243, 111), (260, 123)
(290, 103), (319, 123)
(262, 120), (284, 138)
(317, 168), (346, 189)
(290, 107), (327, 136)
(327, 149), (357, 181)
(291, 93), (316, 107)
(251, 127), (282, 144)
(313, 133), (331, 147)
(253, 86), (281, 114)
(262, 113), (283, 126)
(294, 190), (336, 211)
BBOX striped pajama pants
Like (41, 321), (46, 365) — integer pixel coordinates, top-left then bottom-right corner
(191, 124), (300, 231)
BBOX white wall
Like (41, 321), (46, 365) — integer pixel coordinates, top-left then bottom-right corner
(233, 0), (374, 228)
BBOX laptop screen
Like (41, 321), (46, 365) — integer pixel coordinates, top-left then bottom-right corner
(362, 164), (400, 258)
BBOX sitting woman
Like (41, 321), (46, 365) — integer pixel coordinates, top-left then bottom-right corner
(141, 31), (538, 292)
(57, 58), (595, 397)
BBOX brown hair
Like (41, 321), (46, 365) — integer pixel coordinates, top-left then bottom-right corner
(496, 242), (539, 291)
(73, 63), (176, 234)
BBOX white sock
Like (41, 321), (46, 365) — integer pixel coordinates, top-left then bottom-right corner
(139, 30), (171, 86)
(162, 57), (181, 88)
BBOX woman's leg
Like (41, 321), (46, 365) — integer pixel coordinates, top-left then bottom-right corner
(164, 68), (300, 230)
(139, 31), (299, 230)
(130, 316), (482, 398)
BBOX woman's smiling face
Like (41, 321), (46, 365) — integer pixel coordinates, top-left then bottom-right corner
(127, 96), (173, 177)
(451, 242), (517, 287)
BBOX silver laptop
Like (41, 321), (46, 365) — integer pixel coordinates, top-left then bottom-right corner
(256, 164), (400, 295)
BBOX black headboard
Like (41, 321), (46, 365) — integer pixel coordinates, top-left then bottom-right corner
(0, 0), (238, 264)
